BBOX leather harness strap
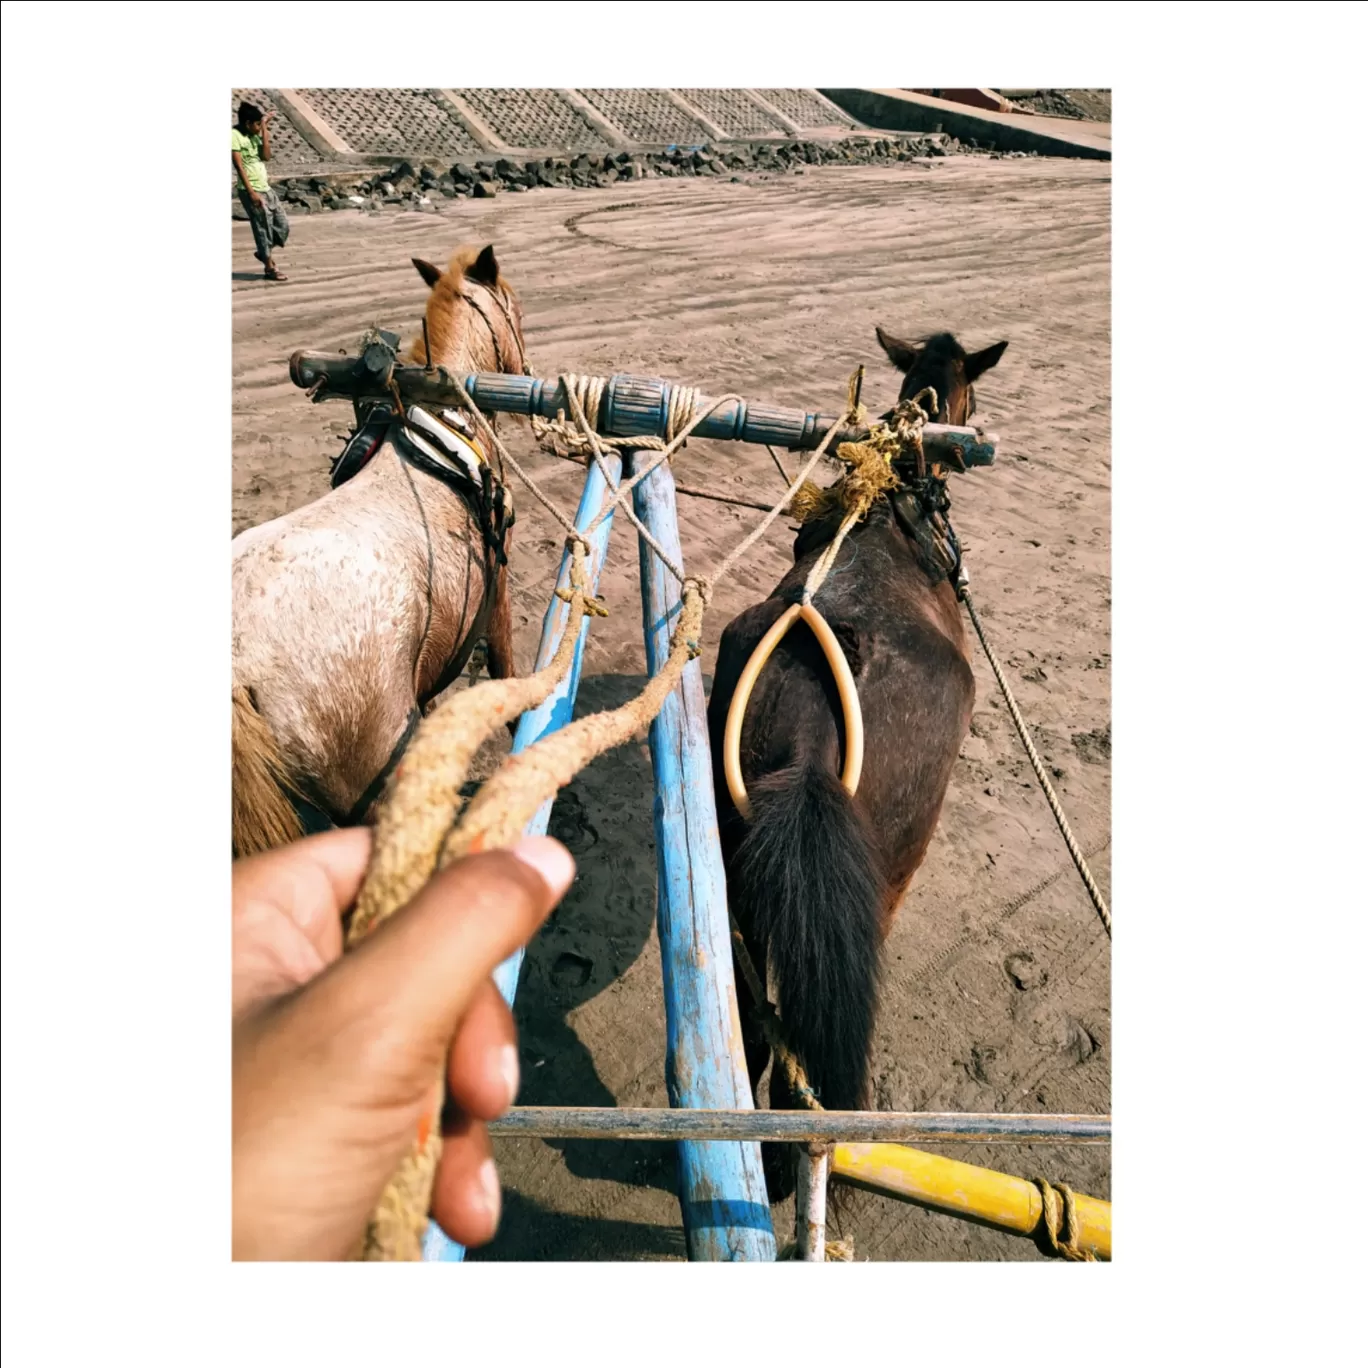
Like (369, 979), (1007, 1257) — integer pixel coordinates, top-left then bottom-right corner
(319, 403), (515, 826)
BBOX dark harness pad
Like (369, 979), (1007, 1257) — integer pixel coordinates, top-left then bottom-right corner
(889, 484), (960, 588)
(331, 406), (394, 488)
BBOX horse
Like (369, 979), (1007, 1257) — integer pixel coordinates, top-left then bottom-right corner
(232, 244), (528, 857)
(706, 327), (1008, 1185)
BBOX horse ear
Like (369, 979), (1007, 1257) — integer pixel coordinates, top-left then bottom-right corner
(875, 326), (923, 372)
(469, 244), (500, 288)
(412, 257), (443, 289)
(964, 340), (1008, 383)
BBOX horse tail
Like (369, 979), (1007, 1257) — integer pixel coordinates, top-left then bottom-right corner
(729, 761), (884, 1111)
(232, 685), (304, 857)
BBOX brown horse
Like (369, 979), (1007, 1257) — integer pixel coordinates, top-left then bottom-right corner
(232, 245), (527, 856)
(707, 328), (1008, 1165)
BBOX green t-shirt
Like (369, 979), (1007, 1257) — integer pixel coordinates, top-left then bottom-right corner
(231, 128), (270, 192)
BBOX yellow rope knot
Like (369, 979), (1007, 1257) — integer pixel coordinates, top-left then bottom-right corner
(788, 384), (936, 529)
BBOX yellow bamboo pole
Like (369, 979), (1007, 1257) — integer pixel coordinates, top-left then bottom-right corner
(832, 1142), (1111, 1261)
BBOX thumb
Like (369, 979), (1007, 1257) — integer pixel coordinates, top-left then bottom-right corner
(322, 837), (574, 1091)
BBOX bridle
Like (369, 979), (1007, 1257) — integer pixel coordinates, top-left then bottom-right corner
(459, 278), (530, 378)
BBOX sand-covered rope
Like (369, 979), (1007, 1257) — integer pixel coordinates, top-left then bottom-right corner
(341, 539), (596, 1261)
(441, 582), (706, 863)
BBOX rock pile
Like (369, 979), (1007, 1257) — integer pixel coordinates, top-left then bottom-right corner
(233, 134), (1035, 217)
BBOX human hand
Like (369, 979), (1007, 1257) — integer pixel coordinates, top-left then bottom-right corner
(248, 189), (263, 208)
(232, 827), (574, 1261)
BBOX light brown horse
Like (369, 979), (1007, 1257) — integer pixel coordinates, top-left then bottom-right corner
(232, 245), (527, 856)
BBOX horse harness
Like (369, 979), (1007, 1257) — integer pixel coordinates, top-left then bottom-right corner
(887, 468), (963, 590)
(323, 379), (516, 826)
(460, 278), (530, 379)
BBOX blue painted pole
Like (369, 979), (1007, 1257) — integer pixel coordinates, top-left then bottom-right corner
(631, 455), (776, 1261)
(423, 453), (622, 1264)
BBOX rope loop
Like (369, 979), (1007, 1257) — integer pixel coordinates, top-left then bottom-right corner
(683, 574), (713, 608)
(1034, 1179), (1097, 1262)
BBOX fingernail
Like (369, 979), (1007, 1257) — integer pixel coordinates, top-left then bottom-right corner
(498, 1043), (520, 1108)
(477, 1157), (501, 1230)
(509, 836), (575, 899)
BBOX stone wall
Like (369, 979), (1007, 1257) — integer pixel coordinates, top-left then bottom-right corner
(230, 87), (862, 174)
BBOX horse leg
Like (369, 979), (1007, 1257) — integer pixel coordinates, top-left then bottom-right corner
(729, 922), (800, 1204)
(482, 554), (520, 740)
(485, 549), (517, 682)
(730, 925), (772, 1106)
(764, 1049), (799, 1204)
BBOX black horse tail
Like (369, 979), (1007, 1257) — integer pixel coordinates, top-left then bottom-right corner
(729, 761), (884, 1111)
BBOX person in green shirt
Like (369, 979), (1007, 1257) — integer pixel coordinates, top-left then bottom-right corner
(232, 102), (290, 282)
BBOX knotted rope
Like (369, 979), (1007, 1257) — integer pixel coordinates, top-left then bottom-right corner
(1034, 1178), (1097, 1262)
(528, 375), (702, 460)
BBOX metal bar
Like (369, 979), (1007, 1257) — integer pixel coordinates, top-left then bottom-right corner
(421, 455), (622, 1264)
(832, 1142), (1111, 1260)
(287, 351), (998, 466)
(632, 455), (777, 1262)
(486, 1107), (1111, 1145)
(795, 1145), (830, 1262)
(673, 483), (777, 513)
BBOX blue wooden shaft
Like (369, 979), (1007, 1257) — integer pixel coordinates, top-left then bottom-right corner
(422, 453), (622, 1265)
(631, 455), (777, 1262)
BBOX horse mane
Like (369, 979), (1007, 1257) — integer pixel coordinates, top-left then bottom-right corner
(911, 332), (967, 364)
(404, 246), (517, 371)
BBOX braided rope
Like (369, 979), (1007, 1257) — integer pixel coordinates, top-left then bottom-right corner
(344, 540), (596, 1260)
(439, 581), (706, 863)
(959, 587), (1112, 938)
(559, 381), (690, 586)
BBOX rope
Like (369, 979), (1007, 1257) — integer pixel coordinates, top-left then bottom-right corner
(529, 374), (671, 457)
(704, 418), (853, 593)
(959, 586), (1112, 938)
(1034, 1179), (1097, 1262)
(446, 382), (581, 543)
(440, 580), (704, 862)
(667, 384), (700, 445)
(342, 540), (596, 1261)
(561, 381), (690, 586)
(673, 483), (777, 513)
(766, 444), (794, 488)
